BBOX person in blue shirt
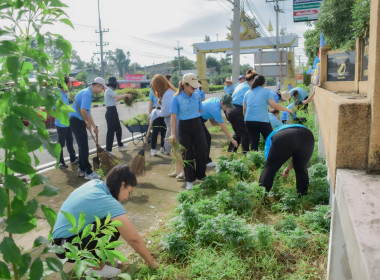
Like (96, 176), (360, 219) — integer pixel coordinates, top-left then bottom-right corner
(287, 83), (293, 92)
(224, 78), (234, 95)
(53, 164), (158, 278)
(259, 125), (315, 196)
(149, 74), (184, 179)
(55, 77), (78, 168)
(69, 77), (106, 180)
(243, 75), (293, 151)
(148, 89), (167, 156)
(105, 77), (131, 155)
(290, 87), (309, 112)
(281, 90), (315, 124)
(201, 95), (238, 167)
(194, 80), (206, 101)
(170, 73), (208, 190)
(268, 109), (283, 130)
(224, 69), (257, 153)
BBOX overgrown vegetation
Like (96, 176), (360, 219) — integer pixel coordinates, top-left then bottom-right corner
(124, 111), (331, 279)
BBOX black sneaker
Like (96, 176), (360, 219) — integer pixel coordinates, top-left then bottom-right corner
(59, 162), (68, 168)
(70, 157), (79, 164)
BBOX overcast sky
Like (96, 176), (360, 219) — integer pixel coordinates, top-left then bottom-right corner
(53, 0), (311, 68)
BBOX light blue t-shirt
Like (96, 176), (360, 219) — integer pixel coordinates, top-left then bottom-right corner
(224, 84), (234, 95)
(243, 86), (273, 122)
(55, 89), (70, 128)
(264, 124), (310, 160)
(232, 81), (250, 106)
(201, 97), (223, 123)
(105, 88), (117, 107)
(290, 87), (308, 101)
(149, 90), (159, 108)
(69, 87), (93, 121)
(269, 113), (283, 129)
(53, 179), (126, 239)
(170, 90), (202, 120)
(281, 102), (301, 121)
(194, 88), (206, 100)
(270, 89), (280, 103)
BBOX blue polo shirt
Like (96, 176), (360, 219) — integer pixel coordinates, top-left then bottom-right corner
(149, 90), (159, 108)
(201, 97), (224, 123)
(194, 88), (206, 100)
(224, 84), (234, 95)
(243, 86), (273, 122)
(55, 89), (70, 128)
(170, 90), (202, 120)
(264, 124), (310, 160)
(232, 81), (250, 106)
(269, 113), (283, 129)
(290, 87), (308, 101)
(53, 179), (126, 239)
(270, 89), (280, 103)
(69, 87), (93, 120)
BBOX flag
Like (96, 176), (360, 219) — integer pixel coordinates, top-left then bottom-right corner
(318, 32), (325, 59)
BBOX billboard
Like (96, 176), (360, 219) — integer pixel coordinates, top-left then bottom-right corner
(293, 0), (322, 22)
(253, 65), (287, 77)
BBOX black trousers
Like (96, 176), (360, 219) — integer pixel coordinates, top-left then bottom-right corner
(56, 126), (76, 164)
(259, 127), (315, 195)
(69, 117), (92, 174)
(245, 121), (273, 151)
(201, 118), (212, 163)
(53, 217), (120, 262)
(178, 117), (208, 182)
(105, 106), (123, 152)
(224, 105), (250, 153)
(151, 116), (166, 149)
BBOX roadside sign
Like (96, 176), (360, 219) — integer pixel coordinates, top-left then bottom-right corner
(253, 65), (287, 77)
(293, 0), (322, 22)
(254, 51), (287, 64)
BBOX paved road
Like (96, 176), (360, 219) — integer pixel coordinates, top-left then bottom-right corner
(37, 91), (224, 169)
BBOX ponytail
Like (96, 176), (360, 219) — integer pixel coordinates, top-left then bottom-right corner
(175, 81), (185, 96)
(251, 75), (265, 89)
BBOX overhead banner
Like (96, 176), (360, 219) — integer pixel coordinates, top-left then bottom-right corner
(293, 0), (322, 22)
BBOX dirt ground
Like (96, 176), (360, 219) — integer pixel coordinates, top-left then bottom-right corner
(12, 124), (229, 278)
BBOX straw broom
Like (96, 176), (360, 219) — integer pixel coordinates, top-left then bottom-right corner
(74, 100), (118, 172)
(128, 101), (160, 176)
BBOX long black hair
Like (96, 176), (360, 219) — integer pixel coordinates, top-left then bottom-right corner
(251, 75), (265, 89)
(105, 164), (137, 200)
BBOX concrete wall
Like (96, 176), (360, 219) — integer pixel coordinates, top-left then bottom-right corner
(314, 87), (371, 189)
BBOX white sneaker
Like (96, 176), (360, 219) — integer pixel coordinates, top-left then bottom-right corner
(107, 151), (116, 156)
(86, 264), (121, 278)
(186, 181), (195, 190)
(118, 145), (128, 151)
(77, 169), (85, 177)
(151, 149), (157, 156)
(85, 172), (101, 180)
(206, 161), (216, 167)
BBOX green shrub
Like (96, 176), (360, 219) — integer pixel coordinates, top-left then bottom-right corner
(230, 182), (266, 216)
(302, 205), (331, 233)
(209, 85), (224, 92)
(275, 214), (298, 233)
(161, 231), (190, 260)
(246, 150), (266, 169)
(199, 172), (233, 195)
(253, 224), (274, 249)
(284, 227), (310, 249)
(215, 158), (250, 180)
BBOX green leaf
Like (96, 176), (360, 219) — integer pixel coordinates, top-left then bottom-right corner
(38, 184), (60, 197)
(109, 250), (128, 262)
(33, 236), (49, 248)
(41, 204), (57, 230)
(0, 40), (17, 56)
(0, 188), (9, 214)
(29, 258), (43, 280)
(105, 241), (123, 249)
(20, 61), (34, 76)
(61, 211), (77, 229)
(1, 115), (24, 149)
(18, 253), (31, 277)
(74, 260), (87, 278)
(78, 211), (86, 232)
(0, 261), (11, 279)
(46, 257), (63, 272)
(55, 37), (71, 59)
(23, 134), (43, 152)
(6, 159), (35, 175)
(6, 212), (37, 233)
(118, 273), (133, 280)
(104, 212), (111, 226)
(81, 224), (93, 239)
(109, 220), (123, 227)
(4, 174), (27, 201)
(36, 33), (44, 49)
(60, 18), (73, 28)
(30, 174), (50, 187)
(0, 237), (22, 264)
(6, 56), (19, 80)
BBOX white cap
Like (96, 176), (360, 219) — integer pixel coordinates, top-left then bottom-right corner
(182, 73), (201, 88)
(92, 77), (108, 89)
(281, 91), (291, 101)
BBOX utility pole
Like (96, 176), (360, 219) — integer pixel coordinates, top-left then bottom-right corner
(174, 41), (183, 77)
(95, 0), (109, 78)
(232, 0), (240, 83)
(216, 34), (219, 41)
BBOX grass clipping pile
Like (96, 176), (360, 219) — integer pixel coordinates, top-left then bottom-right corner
(118, 88), (144, 107)
(122, 112), (331, 280)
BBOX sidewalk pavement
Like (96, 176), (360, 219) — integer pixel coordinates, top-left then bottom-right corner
(10, 123), (229, 276)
